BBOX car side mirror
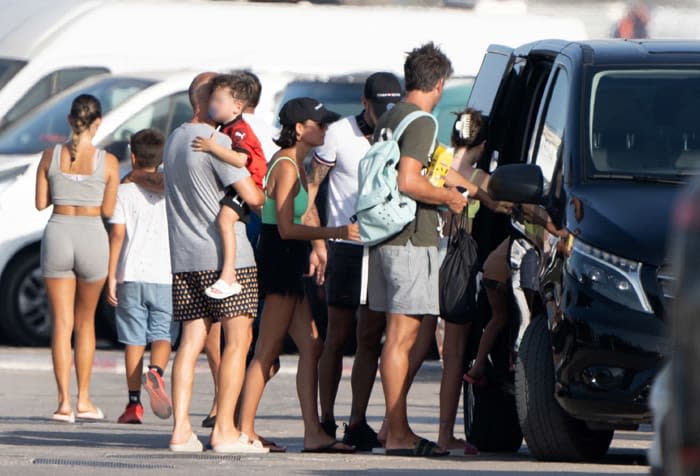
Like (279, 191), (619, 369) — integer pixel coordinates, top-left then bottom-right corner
(488, 164), (544, 204)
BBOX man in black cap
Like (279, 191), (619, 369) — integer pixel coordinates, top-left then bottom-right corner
(304, 72), (402, 451)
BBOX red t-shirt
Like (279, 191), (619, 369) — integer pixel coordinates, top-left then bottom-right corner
(219, 116), (267, 189)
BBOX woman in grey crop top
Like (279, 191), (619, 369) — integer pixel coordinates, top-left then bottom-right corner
(35, 94), (120, 423)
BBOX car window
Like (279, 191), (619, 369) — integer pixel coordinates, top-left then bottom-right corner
(168, 93), (193, 134)
(532, 69), (569, 193)
(0, 77), (153, 155)
(588, 69), (700, 180)
(111, 96), (171, 144)
(102, 92), (192, 162)
(2, 67), (109, 129)
(0, 58), (25, 90)
(276, 80), (365, 122)
(278, 78), (472, 146)
(434, 81), (473, 145)
(466, 46), (515, 120)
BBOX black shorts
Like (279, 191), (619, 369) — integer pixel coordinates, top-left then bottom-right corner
(258, 224), (309, 298)
(220, 188), (251, 223)
(325, 241), (363, 309)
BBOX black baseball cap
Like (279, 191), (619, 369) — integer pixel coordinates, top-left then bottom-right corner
(364, 72), (403, 118)
(279, 97), (341, 127)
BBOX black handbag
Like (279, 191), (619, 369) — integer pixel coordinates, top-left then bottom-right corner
(439, 214), (479, 323)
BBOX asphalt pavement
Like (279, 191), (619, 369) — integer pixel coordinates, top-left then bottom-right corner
(0, 347), (652, 476)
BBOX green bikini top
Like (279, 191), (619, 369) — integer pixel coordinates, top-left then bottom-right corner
(261, 156), (309, 225)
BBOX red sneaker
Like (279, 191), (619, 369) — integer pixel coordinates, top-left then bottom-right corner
(117, 402), (144, 424)
(143, 368), (172, 419)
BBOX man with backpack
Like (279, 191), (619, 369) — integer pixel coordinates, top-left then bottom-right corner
(363, 43), (472, 457)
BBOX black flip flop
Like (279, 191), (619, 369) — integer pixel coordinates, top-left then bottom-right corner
(384, 438), (449, 457)
(302, 440), (355, 454)
(259, 436), (287, 453)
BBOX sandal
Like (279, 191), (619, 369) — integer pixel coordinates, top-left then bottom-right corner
(51, 411), (75, 423)
(169, 432), (203, 453)
(76, 408), (105, 421)
(205, 280), (242, 300)
(302, 440), (355, 454)
(259, 436), (287, 453)
(383, 438), (449, 457)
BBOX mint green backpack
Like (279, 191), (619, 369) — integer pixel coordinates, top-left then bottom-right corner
(355, 110), (438, 246)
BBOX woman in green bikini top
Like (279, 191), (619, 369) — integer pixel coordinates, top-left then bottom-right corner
(239, 98), (359, 453)
(261, 156), (308, 225)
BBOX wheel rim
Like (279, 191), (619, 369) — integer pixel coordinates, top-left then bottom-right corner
(17, 266), (50, 339)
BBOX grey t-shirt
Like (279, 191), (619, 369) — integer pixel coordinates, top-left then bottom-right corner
(164, 122), (254, 273)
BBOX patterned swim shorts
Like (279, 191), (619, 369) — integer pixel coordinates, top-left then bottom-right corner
(172, 267), (258, 322)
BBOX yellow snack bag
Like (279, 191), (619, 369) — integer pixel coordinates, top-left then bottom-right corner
(426, 144), (454, 188)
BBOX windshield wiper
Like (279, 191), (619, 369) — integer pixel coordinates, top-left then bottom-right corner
(590, 173), (686, 185)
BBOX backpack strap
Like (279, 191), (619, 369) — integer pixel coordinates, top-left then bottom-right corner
(391, 110), (439, 145)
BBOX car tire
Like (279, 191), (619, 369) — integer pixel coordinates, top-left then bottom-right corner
(0, 247), (51, 346)
(515, 316), (614, 462)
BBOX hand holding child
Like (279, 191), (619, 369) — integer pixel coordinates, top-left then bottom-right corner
(192, 132), (217, 153)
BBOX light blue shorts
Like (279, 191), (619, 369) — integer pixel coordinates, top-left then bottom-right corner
(116, 282), (180, 346)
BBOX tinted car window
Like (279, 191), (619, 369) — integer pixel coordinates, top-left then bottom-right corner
(533, 69), (569, 192)
(102, 92), (192, 162)
(0, 58), (25, 90)
(0, 77), (153, 155)
(588, 69), (700, 180)
(277, 80), (365, 121)
(467, 49), (514, 120)
(3, 67), (110, 128)
(433, 80), (473, 145)
(277, 78), (473, 145)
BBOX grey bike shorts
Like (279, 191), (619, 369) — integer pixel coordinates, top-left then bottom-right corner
(40, 214), (108, 282)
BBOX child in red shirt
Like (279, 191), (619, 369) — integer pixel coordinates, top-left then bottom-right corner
(192, 73), (267, 298)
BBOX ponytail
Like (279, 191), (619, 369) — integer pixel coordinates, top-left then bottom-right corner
(68, 94), (102, 161)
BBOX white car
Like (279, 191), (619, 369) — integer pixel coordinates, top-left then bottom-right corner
(0, 70), (204, 345)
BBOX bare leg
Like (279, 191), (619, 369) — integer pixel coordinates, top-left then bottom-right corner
(378, 315), (436, 444)
(125, 345), (147, 392)
(348, 307), (385, 427)
(468, 285), (509, 379)
(239, 295), (296, 440)
(288, 297), (352, 450)
(381, 312), (423, 450)
(210, 315), (253, 447)
(216, 207), (239, 286)
(149, 340), (172, 372)
(408, 315), (437, 385)
(74, 278), (105, 414)
(438, 321), (470, 450)
(204, 322), (221, 419)
(171, 318), (210, 445)
(45, 277), (77, 416)
(318, 305), (355, 425)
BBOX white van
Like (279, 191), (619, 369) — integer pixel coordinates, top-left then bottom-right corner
(0, 0), (587, 132)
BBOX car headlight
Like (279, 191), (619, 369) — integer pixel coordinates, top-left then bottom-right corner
(566, 239), (653, 314)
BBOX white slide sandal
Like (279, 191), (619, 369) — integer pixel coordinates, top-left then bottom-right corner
(205, 279), (242, 300)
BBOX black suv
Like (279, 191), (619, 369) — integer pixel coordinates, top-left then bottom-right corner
(468, 40), (700, 461)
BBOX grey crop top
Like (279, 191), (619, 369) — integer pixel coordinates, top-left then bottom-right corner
(48, 144), (106, 207)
